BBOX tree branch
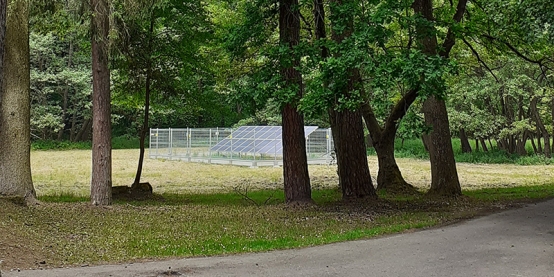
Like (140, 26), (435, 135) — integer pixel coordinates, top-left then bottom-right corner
(481, 34), (544, 64)
(360, 100), (383, 139)
(384, 88), (419, 136)
(440, 0), (468, 58)
(461, 37), (499, 82)
(481, 34), (552, 79)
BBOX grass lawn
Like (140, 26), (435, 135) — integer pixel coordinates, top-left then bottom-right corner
(31, 149), (554, 196)
(1, 149), (553, 271)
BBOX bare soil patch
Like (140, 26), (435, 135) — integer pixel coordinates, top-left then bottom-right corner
(0, 200), (53, 271)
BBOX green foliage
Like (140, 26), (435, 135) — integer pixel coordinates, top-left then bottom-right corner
(380, 138), (554, 165)
(29, 31), (92, 140)
(31, 136), (142, 150)
(29, 0), (92, 141)
(31, 140), (91, 151)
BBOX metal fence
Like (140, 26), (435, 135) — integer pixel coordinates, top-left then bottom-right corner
(149, 127), (334, 167)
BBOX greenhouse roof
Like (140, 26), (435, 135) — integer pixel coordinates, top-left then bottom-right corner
(210, 126), (318, 155)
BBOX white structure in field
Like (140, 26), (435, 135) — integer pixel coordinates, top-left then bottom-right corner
(149, 126), (334, 167)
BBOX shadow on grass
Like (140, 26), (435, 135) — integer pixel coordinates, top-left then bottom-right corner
(38, 184), (554, 211)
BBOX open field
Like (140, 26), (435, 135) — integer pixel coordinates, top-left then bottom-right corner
(31, 149), (554, 196)
(1, 149), (553, 271)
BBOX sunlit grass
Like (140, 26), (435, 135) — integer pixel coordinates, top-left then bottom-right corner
(31, 149), (554, 199)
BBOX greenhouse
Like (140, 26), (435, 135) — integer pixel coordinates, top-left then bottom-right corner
(148, 126), (334, 167)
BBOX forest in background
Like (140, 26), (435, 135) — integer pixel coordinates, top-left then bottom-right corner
(28, 0), (553, 157)
(2, 0), (554, 206)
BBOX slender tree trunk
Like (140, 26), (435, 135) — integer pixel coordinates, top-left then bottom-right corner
(515, 132), (528, 156)
(531, 97), (551, 158)
(132, 12), (155, 190)
(69, 108), (77, 141)
(459, 128), (472, 153)
(280, 0), (312, 204)
(0, 0), (37, 204)
(412, 0), (463, 197)
(479, 138), (488, 152)
(90, 0), (112, 205)
(74, 118), (91, 142)
(551, 97), (554, 151)
(531, 135), (538, 154)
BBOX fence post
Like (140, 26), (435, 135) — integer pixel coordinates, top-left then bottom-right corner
(169, 128), (173, 158)
(251, 128), (257, 168)
(208, 128), (212, 164)
(230, 129), (233, 164)
(155, 128), (159, 157)
(325, 129), (331, 164)
(273, 139), (278, 167)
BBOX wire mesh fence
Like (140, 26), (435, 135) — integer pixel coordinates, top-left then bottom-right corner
(149, 127), (334, 167)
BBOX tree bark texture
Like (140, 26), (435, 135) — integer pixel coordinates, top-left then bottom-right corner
(327, 0), (377, 199)
(413, 0), (462, 196)
(0, 0), (36, 204)
(90, 0), (112, 205)
(330, 109), (376, 199)
(421, 97), (462, 196)
(280, 0), (312, 204)
(361, 89), (418, 194)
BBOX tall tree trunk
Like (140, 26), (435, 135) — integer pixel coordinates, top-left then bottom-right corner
(280, 0), (312, 204)
(412, 0), (463, 197)
(0, 0), (36, 205)
(132, 11), (155, 190)
(90, 0), (112, 205)
(459, 128), (472, 153)
(330, 109), (376, 199)
(421, 98), (462, 196)
(328, 0), (377, 199)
